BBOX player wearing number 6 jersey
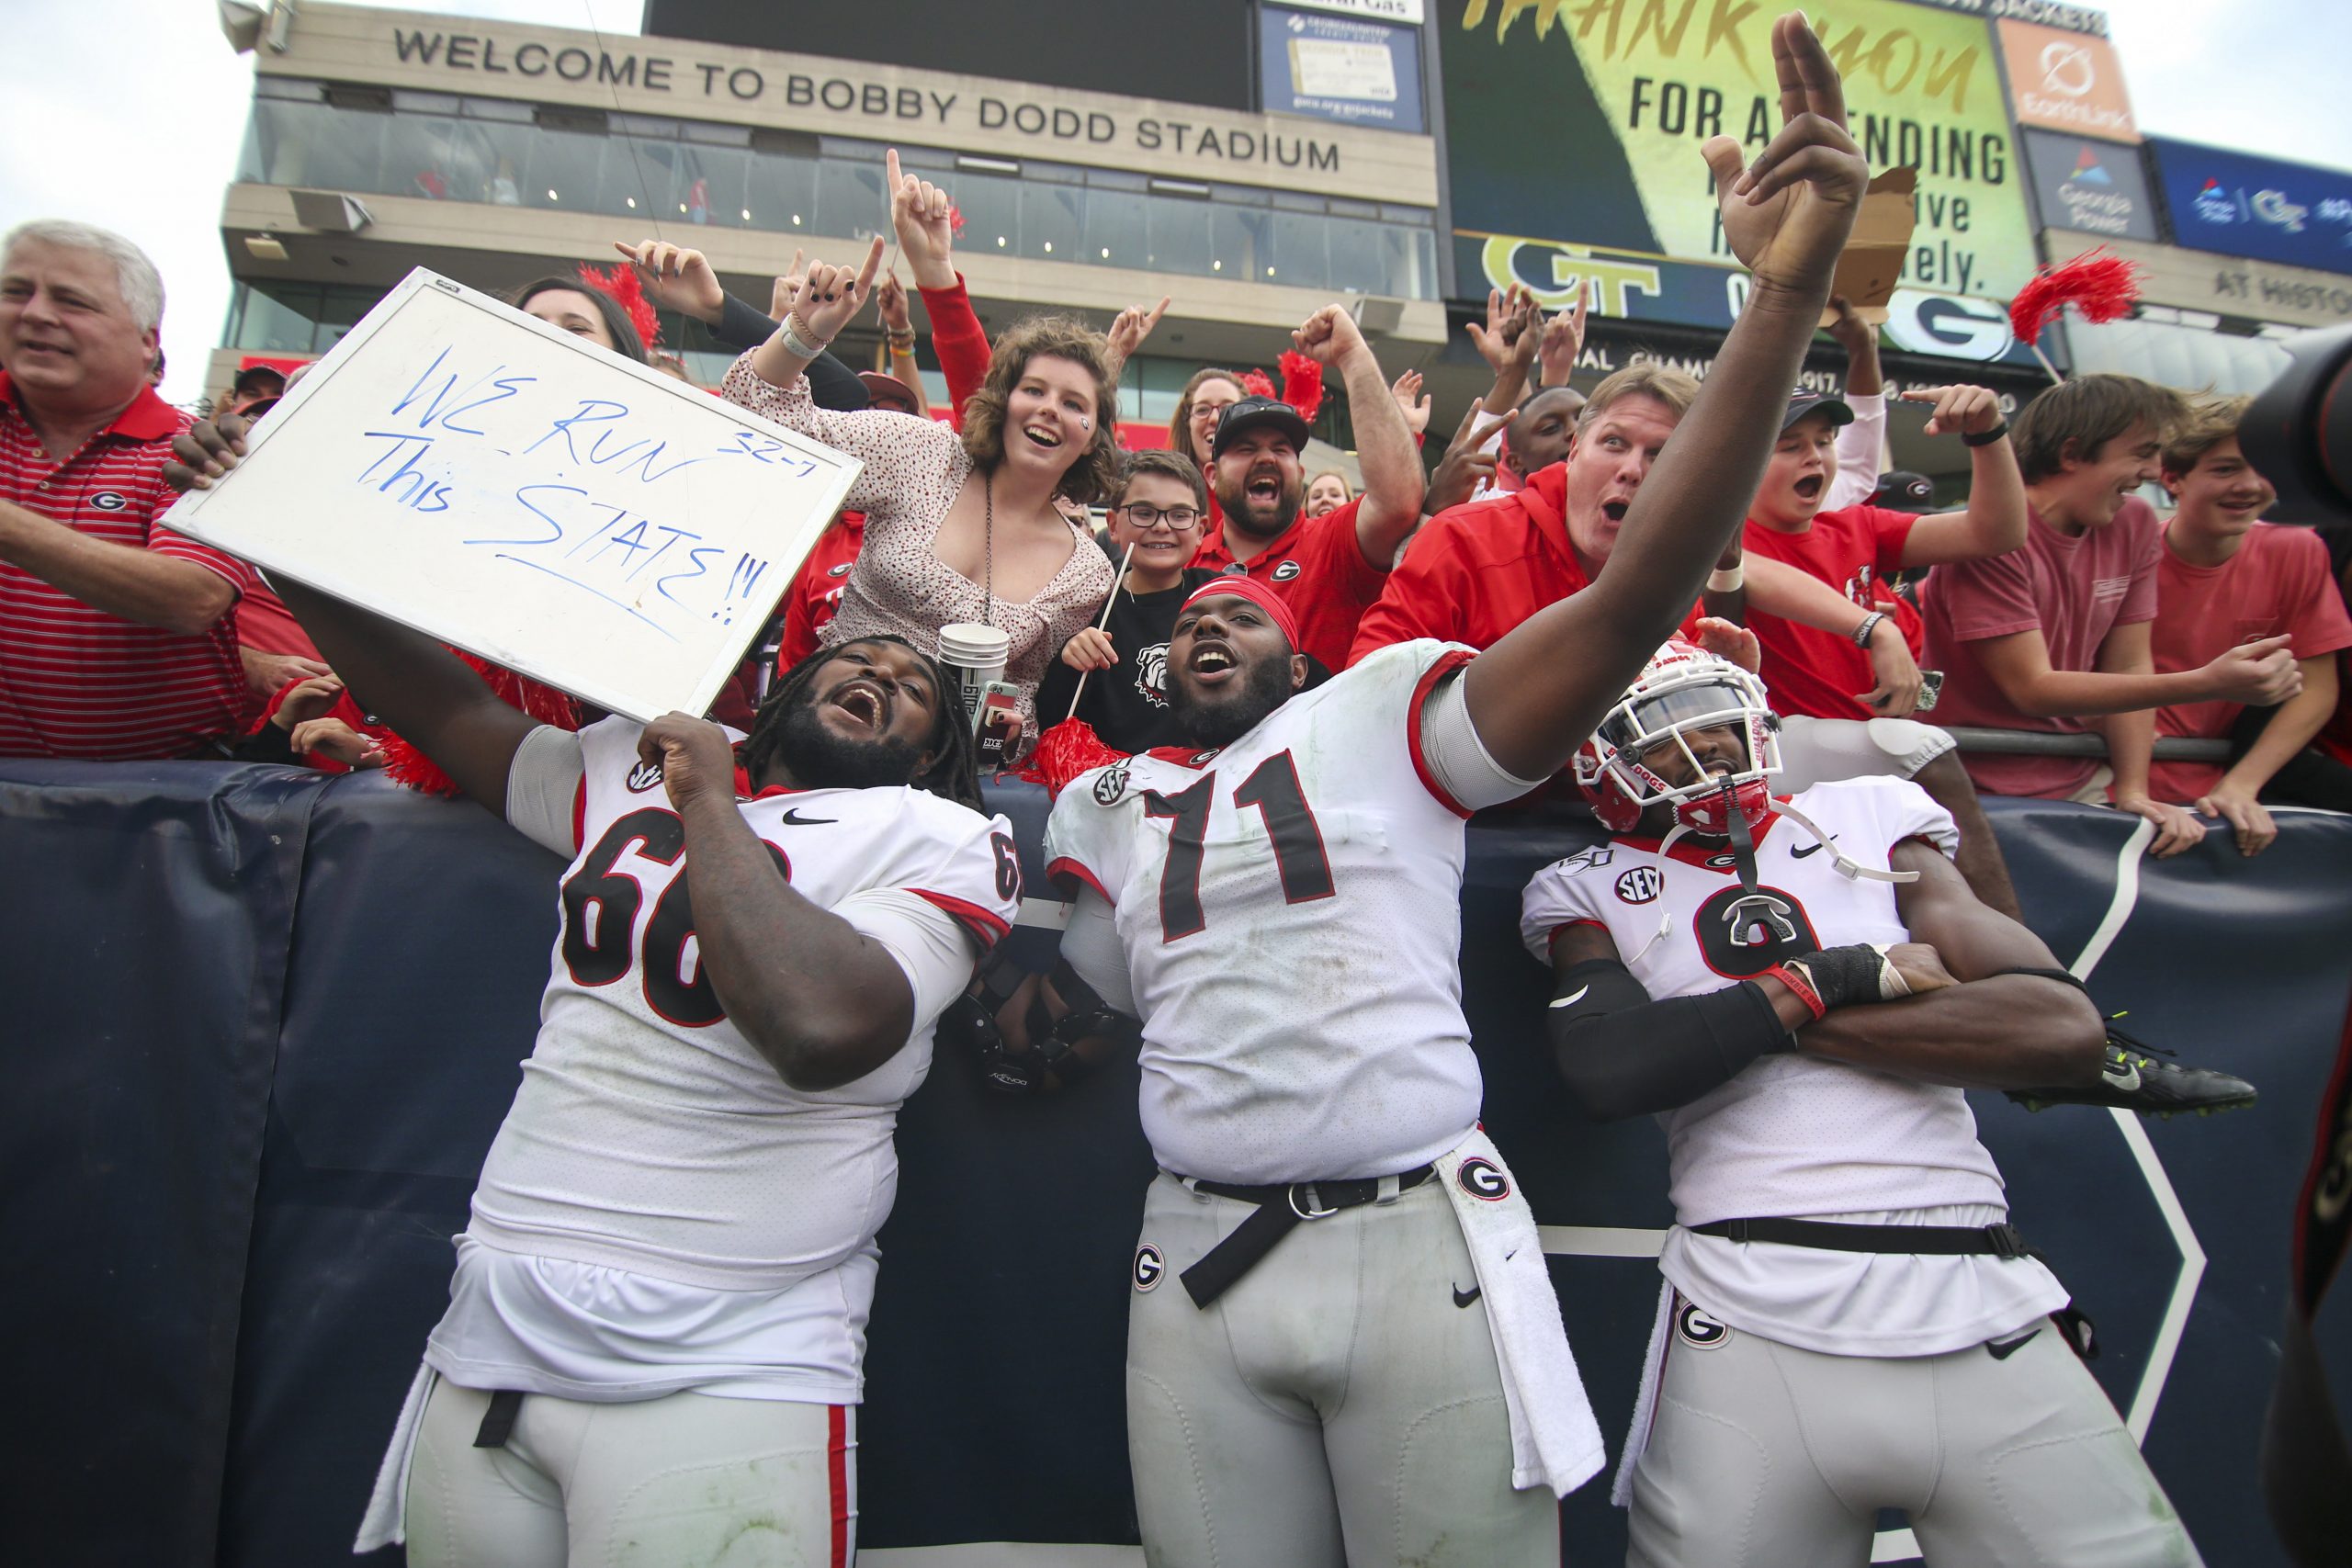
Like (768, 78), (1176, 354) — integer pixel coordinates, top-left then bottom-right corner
(266, 579), (1016, 1568)
(1038, 19), (1881, 1563)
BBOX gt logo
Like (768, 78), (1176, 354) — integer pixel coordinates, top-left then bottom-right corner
(1456, 1157), (1510, 1202)
(1133, 1243), (1165, 1292)
(625, 760), (665, 793)
(87, 491), (130, 513)
(1675, 1299), (1730, 1349)
(1614, 866), (1662, 905)
(1271, 559), (1302, 582)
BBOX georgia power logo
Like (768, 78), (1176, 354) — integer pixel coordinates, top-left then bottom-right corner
(87, 491), (130, 513)
(626, 760), (665, 793)
(1132, 1242), (1166, 1292)
(1614, 866), (1663, 905)
(1456, 1157), (1510, 1202)
(1271, 559), (1303, 582)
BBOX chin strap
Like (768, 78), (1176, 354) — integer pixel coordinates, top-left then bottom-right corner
(1768, 795), (1919, 884)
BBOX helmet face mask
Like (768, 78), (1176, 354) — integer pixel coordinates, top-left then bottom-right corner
(1575, 642), (1781, 836)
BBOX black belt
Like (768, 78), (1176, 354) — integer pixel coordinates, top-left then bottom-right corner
(474, 1388), (524, 1448)
(1692, 1216), (2030, 1259)
(1177, 1167), (1435, 1308)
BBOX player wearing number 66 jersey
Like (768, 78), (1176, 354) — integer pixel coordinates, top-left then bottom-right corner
(267, 578), (1016, 1568)
(1037, 21), (1881, 1563)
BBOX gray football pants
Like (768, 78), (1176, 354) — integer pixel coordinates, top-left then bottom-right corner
(1125, 1171), (1560, 1568)
(1626, 1299), (2202, 1568)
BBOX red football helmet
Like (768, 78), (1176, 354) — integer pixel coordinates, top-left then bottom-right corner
(1573, 640), (1781, 835)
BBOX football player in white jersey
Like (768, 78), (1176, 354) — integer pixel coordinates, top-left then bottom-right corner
(1520, 640), (2232, 1565)
(1033, 18), (1881, 1564)
(262, 580), (1021, 1567)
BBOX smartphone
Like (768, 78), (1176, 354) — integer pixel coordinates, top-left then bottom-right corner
(1916, 669), (1945, 711)
(975, 682), (1023, 766)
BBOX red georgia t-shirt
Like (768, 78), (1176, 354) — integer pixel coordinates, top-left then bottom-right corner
(1741, 504), (1918, 721)
(1193, 498), (1387, 672)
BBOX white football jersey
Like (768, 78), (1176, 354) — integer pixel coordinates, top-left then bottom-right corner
(1045, 640), (1487, 1184)
(1521, 777), (2064, 1356)
(466, 716), (1022, 1292)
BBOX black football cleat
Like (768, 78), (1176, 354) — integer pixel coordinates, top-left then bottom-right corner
(2007, 1023), (2256, 1119)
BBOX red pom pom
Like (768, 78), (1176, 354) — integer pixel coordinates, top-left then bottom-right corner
(1012, 719), (1133, 800)
(574, 262), (664, 352)
(945, 203), (967, 238)
(381, 652), (582, 796)
(2007, 247), (2144, 347)
(1277, 349), (1326, 425)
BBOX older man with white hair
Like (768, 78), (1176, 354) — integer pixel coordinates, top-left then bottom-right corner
(1, 220), (255, 759)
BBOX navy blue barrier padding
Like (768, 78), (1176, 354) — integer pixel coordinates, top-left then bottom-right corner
(1, 764), (2348, 1566)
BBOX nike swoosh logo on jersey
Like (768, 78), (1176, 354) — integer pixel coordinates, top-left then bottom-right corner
(1791, 836), (1838, 859)
(1549, 985), (1591, 1010)
(777, 808), (838, 827)
(1987, 1329), (2041, 1360)
(1453, 1283), (1482, 1308)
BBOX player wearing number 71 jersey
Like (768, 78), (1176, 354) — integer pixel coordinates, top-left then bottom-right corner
(1039, 19), (1880, 1562)
(263, 576), (1017, 1568)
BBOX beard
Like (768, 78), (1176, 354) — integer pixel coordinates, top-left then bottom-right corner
(1170, 648), (1295, 750)
(1213, 468), (1306, 540)
(770, 696), (928, 789)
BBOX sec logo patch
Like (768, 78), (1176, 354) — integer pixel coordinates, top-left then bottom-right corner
(1133, 1243), (1165, 1292)
(1456, 1157), (1510, 1202)
(1614, 866), (1663, 905)
(1091, 764), (1130, 806)
(1675, 1299), (1730, 1349)
(1271, 559), (1302, 582)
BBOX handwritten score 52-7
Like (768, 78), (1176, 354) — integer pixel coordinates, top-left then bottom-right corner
(165, 269), (858, 722)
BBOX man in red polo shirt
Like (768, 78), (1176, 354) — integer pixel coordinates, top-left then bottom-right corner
(1193, 304), (1423, 672)
(0, 220), (254, 760)
(1349, 367), (1925, 706)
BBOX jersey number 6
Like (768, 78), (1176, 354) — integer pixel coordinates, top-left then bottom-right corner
(1141, 750), (1333, 941)
(561, 807), (793, 1026)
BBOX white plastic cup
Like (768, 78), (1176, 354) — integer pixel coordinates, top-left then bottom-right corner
(935, 623), (1011, 731)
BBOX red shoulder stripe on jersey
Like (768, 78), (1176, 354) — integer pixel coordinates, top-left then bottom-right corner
(828, 1404), (852, 1568)
(1545, 919), (1610, 957)
(915, 888), (1011, 949)
(1045, 854), (1111, 903)
(571, 775), (586, 855)
(1897, 831), (1956, 861)
(1144, 745), (1216, 769)
(1406, 647), (1481, 819)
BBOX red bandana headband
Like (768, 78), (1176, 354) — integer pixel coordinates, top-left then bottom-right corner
(1181, 575), (1301, 651)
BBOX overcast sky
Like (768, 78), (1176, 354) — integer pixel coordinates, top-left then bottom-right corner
(4, 0), (2346, 405)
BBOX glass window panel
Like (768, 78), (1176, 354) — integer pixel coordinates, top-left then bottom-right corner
(815, 159), (889, 241)
(315, 286), (389, 354)
(227, 283), (318, 355)
(747, 151), (819, 234)
(952, 172), (1022, 261)
(381, 114), (503, 204)
(1263, 210), (1329, 288)
(1085, 189), (1149, 269)
(1323, 216), (1388, 296)
(1023, 184), (1083, 262)
(257, 99), (383, 192)
(1144, 196), (1215, 277)
(1208, 207), (1261, 284)
(520, 122), (608, 215)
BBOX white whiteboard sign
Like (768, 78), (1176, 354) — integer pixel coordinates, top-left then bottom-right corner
(164, 268), (858, 722)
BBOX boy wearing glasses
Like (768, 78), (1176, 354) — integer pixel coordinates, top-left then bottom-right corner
(1039, 450), (1221, 751)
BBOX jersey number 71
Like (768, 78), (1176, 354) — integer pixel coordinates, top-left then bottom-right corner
(1141, 750), (1333, 941)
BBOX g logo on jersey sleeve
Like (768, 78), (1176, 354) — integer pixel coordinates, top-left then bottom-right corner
(1693, 885), (1820, 977)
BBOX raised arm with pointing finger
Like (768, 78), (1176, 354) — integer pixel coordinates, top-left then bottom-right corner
(1462, 14), (1871, 780)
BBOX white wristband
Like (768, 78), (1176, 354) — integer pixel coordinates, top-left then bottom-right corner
(780, 313), (830, 360)
(1706, 563), (1745, 593)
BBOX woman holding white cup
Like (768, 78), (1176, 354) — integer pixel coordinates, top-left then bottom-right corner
(717, 164), (1117, 761)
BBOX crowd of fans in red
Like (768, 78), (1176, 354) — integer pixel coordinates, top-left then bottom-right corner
(6, 163), (2350, 871)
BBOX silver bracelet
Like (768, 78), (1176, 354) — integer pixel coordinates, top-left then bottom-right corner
(1850, 610), (1887, 649)
(780, 313), (830, 360)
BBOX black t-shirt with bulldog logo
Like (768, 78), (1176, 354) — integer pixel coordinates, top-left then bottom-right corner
(1035, 568), (1220, 753)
